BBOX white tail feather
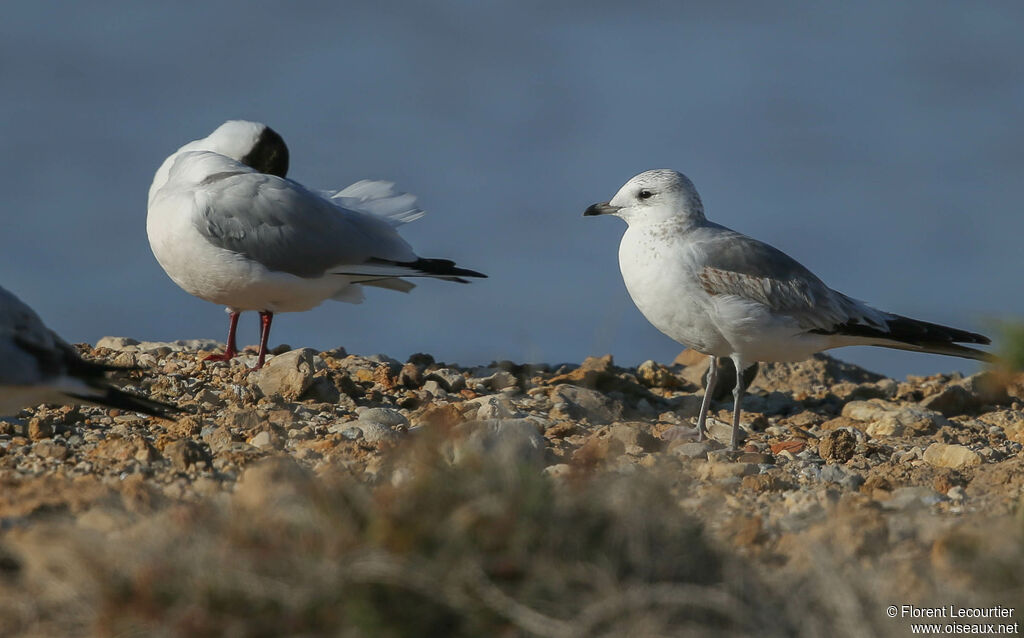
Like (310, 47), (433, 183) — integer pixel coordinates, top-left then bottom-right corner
(324, 180), (425, 226)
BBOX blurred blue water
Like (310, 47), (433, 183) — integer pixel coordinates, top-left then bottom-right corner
(1, 1), (1020, 379)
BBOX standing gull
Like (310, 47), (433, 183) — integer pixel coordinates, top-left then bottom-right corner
(584, 169), (990, 449)
(147, 120), (486, 368)
(0, 285), (175, 417)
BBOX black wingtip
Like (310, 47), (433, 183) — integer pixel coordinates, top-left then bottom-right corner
(379, 257), (486, 280)
(812, 313), (991, 360)
(68, 387), (182, 419)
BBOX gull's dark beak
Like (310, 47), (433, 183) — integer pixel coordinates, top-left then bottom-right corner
(583, 202), (621, 217)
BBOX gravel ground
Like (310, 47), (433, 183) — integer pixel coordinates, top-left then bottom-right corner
(1, 338), (1021, 636)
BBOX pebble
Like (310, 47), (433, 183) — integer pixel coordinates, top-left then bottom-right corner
(340, 427), (363, 441)
(705, 419), (747, 446)
(698, 462), (758, 480)
(358, 408), (409, 428)
(424, 369), (466, 393)
(841, 400), (950, 437)
(549, 385), (621, 424)
(358, 423), (398, 444)
(881, 486), (945, 510)
(922, 443), (982, 469)
(671, 440), (722, 459)
(249, 431), (273, 449)
(818, 429), (856, 463)
(254, 348), (320, 399)
(449, 419), (547, 467)
(819, 464), (864, 490)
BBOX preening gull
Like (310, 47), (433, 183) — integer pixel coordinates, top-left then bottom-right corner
(0, 285), (175, 417)
(147, 120), (486, 368)
(585, 169), (990, 449)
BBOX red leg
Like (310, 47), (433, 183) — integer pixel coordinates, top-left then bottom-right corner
(204, 311), (240, 362)
(255, 311), (273, 369)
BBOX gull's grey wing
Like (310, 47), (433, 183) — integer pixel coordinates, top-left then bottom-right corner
(693, 225), (887, 332)
(193, 170), (419, 278)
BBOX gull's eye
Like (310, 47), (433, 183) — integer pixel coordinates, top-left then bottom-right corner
(638, 189), (653, 200)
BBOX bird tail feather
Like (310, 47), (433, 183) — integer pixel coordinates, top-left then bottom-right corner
(325, 180), (425, 226)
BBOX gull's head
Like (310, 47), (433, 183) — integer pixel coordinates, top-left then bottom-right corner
(148, 120), (290, 208)
(200, 120), (290, 178)
(583, 169), (705, 225)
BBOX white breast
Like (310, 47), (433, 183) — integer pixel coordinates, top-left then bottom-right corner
(617, 224), (731, 356)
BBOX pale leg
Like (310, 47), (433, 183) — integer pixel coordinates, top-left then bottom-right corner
(730, 355), (746, 450)
(695, 355), (718, 441)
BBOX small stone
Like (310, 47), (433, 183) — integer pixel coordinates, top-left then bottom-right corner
(424, 369), (466, 393)
(545, 355), (615, 389)
(698, 462), (758, 480)
(819, 464), (864, 490)
(164, 439), (211, 471)
(672, 439), (724, 459)
(193, 388), (222, 406)
(705, 419), (747, 446)
(881, 486), (944, 510)
(484, 370), (518, 391)
(770, 439), (806, 455)
(398, 363), (424, 388)
(542, 421), (575, 438)
(358, 408), (408, 428)
(449, 419), (546, 467)
(422, 380), (447, 396)
(741, 473), (786, 492)
(661, 425), (699, 441)
(818, 429), (856, 463)
(95, 336), (141, 350)
(90, 434), (160, 465)
(249, 431), (273, 449)
(608, 423), (661, 452)
(407, 353), (434, 367)
(549, 385), (621, 424)
(920, 385), (976, 417)
(254, 348), (320, 399)
(303, 376), (341, 403)
(737, 452), (772, 464)
(28, 418), (53, 441)
(32, 440), (68, 460)
(202, 426), (236, 453)
(841, 399), (950, 437)
(340, 427), (363, 441)
(226, 408), (265, 430)
(358, 422), (398, 444)
(572, 436), (626, 466)
(414, 403), (466, 429)
(469, 395), (518, 420)
(636, 360), (680, 388)
(922, 443), (981, 469)
(933, 469), (967, 494)
(707, 448), (745, 463)
(543, 463), (572, 478)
